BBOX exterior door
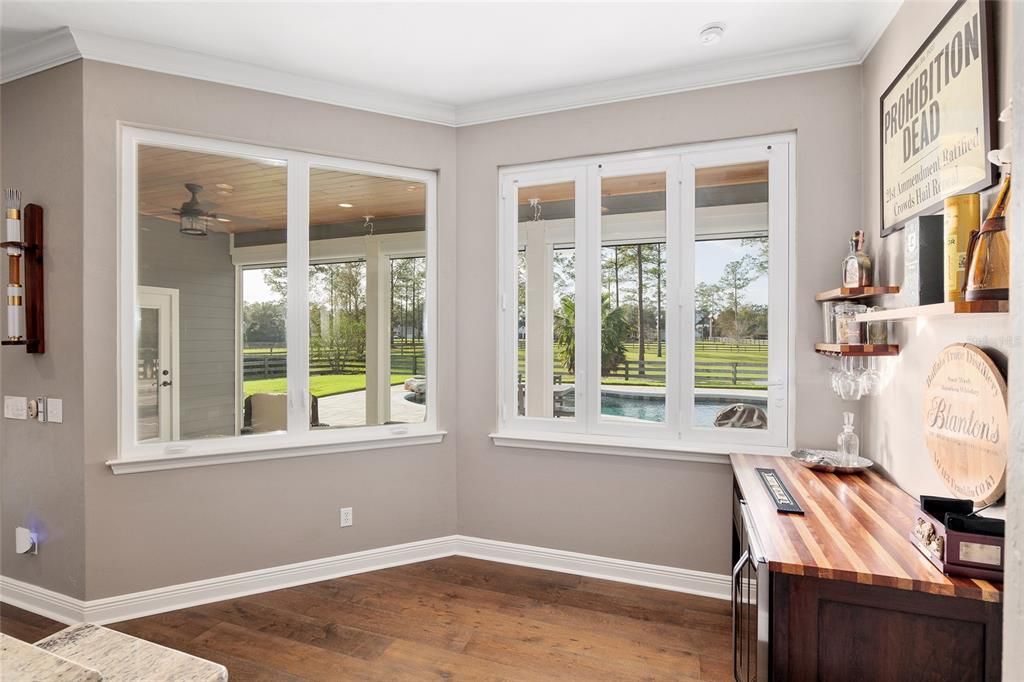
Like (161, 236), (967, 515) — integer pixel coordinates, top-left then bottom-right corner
(137, 286), (180, 442)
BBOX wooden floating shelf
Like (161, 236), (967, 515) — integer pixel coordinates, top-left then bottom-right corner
(815, 286), (901, 302)
(855, 300), (1008, 322)
(814, 343), (900, 357)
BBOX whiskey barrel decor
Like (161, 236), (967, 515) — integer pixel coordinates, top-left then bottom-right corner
(923, 344), (1008, 506)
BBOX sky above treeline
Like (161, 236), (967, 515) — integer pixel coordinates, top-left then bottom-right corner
(241, 238), (769, 308)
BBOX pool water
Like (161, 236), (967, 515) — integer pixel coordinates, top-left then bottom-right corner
(601, 393), (667, 422)
(560, 389), (767, 427)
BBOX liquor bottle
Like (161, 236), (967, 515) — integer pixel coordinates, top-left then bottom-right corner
(836, 412), (860, 467)
(943, 193), (981, 302)
(842, 230), (872, 287)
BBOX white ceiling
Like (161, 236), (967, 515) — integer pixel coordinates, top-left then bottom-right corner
(1, 1), (901, 126)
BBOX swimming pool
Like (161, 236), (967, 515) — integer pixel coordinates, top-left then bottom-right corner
(559, 389), (767, 426)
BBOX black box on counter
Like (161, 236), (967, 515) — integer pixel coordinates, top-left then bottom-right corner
(902, 215), (945, 307)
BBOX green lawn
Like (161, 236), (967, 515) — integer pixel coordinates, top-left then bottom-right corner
(244, 373), (409, 399)
(516, 340), (768, 389)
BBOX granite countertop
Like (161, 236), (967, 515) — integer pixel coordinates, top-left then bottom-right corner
(1, 632), (102, 681)
(35, 623), (227, 681)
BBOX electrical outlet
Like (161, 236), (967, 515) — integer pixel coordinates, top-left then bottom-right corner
(48, 399), (63, 423)
(339, 507), (353, 528)
(4, 396), (27, 420)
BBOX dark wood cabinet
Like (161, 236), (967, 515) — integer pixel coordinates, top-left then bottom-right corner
(772, 573), (1001, 681)
(731, 454), (1002, 682)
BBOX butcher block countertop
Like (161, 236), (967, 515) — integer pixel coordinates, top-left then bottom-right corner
(730, 453), (1003, 604)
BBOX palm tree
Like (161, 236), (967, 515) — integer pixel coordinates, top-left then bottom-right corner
(554, 296), (577, 373)
(553, 294), (629, 376)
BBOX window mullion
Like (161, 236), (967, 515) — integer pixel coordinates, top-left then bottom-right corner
(286, 158), (310, 435)
(677, 157), (696, 440)
(500, 179), (514, 427)
(583, 164), (602, 434)
(664, 160), (684, 438)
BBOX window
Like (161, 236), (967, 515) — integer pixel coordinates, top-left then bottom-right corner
(116, 128), (439, 469)
(497, 136), (792, 454)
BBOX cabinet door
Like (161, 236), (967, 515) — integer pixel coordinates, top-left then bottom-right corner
(774, 574), (1002, 681)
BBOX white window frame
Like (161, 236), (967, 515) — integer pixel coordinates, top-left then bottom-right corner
(493, 134), (795, 459)
(110, 126), (442, 474)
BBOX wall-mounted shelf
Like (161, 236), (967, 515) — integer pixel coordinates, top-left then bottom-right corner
(814, 343), (900, 357)
(855, 300), (1008, 322)
(815, 286), (901, 302)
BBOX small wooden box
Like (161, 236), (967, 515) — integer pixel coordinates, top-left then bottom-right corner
(909, 499), (1003, 581)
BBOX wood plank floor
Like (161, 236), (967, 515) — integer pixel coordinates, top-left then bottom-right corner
(0, 557), (731, 680)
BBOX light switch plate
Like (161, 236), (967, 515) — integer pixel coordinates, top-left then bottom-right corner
(48, 399), (63, 423)
(4, 396), (28, 420)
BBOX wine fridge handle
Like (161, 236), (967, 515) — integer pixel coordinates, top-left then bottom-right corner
(732, 550), (749, 682)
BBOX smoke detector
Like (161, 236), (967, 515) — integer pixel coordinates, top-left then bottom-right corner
(698, 23), (725, 46)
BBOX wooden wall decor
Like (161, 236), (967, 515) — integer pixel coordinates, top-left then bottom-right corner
(1, 203), (44, 353)
(924, 343), (1007, 505)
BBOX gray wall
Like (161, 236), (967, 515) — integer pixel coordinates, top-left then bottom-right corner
(454, 66), (863, 574)
(0, 62), (87, 599)
(1004, 0), (1022, 664)
(859, 0), (1016, 499)
(138, 217), (235, 439)
(79, 61), (458, 599)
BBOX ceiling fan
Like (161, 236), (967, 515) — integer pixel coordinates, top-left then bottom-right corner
(175, 183), (218, 236)
(140, 182), (266, 234)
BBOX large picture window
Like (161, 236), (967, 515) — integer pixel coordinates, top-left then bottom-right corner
(115, 128), (439, 470)
(497, 136), (792, 454)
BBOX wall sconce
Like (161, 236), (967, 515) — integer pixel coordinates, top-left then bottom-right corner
(3, 188), (44, 353)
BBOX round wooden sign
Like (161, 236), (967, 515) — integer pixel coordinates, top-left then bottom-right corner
(923, 343), (1008, 506)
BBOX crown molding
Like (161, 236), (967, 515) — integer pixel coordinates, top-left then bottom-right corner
(455, 39), (863, 126)
(3, 19), (894, 128)
(2, 27), (458, 126)
(852, 0), (904, 63)
(0, 27), (80, 83)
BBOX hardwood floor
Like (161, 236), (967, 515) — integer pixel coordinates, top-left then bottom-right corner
(0, 557), (731, 680)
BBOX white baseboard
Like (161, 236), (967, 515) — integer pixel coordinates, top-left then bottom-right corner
(0, 576), (86, 626)
(1, 535), (729, 626)
(457, 536), (731, 600)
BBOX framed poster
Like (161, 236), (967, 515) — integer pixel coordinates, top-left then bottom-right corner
(879, 0), (997, 237)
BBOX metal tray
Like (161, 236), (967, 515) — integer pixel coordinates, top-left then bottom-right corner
(791, 449), (874, 474)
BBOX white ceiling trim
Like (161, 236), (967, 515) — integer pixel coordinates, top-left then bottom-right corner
(0, 26), (80, 83)
(2, 17), (896, 128)
(2, 27), (458, 126)
(458, 39), (862, 126)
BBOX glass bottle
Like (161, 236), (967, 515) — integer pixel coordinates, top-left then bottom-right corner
(836, 412), (860, 466)
(842, 230), (873, 288)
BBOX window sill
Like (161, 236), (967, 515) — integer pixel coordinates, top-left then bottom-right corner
(489, 431), (791, 463)
(107, 430), (447, 474)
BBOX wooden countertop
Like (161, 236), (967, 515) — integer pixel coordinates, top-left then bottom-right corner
(730, 453), (1003, 603)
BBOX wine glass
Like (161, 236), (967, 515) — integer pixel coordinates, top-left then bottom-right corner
(836, 356), (862, 401)
(859, 356), (883, 397)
